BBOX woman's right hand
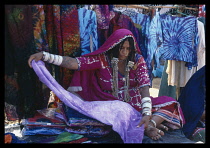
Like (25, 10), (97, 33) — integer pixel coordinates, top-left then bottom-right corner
(28, 52), (43, 68)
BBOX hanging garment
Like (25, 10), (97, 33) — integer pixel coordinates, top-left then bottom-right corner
(94, 5), (115, 47)
(158, 61), (177, 100)
(198, 5), (206, 18)
(32, 5), (49, 52)
(166, 20), (205, 87)
(5, 5), (45, 118)
(196, 20), (205, 70)
(159, 14), (199, 70)
(47, 5), (81, 89)
(95, 5), (115, 30)
(130, 12), (150, 60)
(146, 11), (163, 71)
(78, 8), (98, 55)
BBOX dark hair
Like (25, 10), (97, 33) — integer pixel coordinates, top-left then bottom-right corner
(107, 37), (136, 64)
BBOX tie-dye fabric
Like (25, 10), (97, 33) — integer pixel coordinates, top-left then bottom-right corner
(32, 5), (49, 52)
(78, 8), (98, 55)
(130, 12), (150, 61)
(159, 14), (199, 70)
(146, 11), (163, 70)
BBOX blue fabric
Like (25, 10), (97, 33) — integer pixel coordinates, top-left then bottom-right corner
(152, 64), (164, 78)
(146, 11), (163, 70)
(178, 65), (205, 138)
(78, 8), (98, 55)
(130, 13), (150, 61)
(159, 14), (199, 70)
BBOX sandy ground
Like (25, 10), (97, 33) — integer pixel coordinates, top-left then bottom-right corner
(149, 77), (161, 97)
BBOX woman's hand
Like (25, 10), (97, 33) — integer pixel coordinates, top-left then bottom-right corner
(137, 115), (151, 129)
(28, 52), (43, 68)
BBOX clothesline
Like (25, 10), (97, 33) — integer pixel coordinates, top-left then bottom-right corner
(113, 5), (198, 11)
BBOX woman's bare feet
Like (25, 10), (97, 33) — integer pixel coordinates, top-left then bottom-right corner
(144, 124), (164, 140)
(157, 124), (169, 131)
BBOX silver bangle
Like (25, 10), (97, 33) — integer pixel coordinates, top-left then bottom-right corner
(43, 52), (50, 61)
(142, 112), (152, 116)
(42, 51), (48, 61)
(51, 54), (63, 66)
(52, 54), (57, 64)
(42, 52), (63, 66)
(150, 119), (156, 127)
(141, 97), (151, 104)
(48, 54), (54, 63)
(142, 102), (152, 109)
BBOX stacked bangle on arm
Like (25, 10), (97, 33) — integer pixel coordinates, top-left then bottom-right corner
(42, 51), (63, 66)
(141, 97), (152, 116)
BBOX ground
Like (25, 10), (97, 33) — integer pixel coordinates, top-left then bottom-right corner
(149, 77), (161, 97)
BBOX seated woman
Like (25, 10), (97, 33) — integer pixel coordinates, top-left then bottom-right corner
(28, 29), (185, 142)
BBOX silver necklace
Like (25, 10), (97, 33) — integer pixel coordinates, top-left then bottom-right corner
(111, 57), (134, 102)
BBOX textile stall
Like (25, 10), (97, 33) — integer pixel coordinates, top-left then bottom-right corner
(5, 4), (205, 143)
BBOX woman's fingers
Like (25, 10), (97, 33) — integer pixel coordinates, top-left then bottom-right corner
(28, 52), (43, 68)
(28, 56), (35, 68)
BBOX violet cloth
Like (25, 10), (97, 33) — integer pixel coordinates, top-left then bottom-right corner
(31, 60), (145, 143)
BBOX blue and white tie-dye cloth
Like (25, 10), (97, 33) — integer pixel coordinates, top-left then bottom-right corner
(78, 8), (98, 55)
(159, 14), (199, 70)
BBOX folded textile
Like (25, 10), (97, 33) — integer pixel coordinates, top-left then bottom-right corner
(57, 103), (112, 137)
(22, 126), (65, 136)
(65, 125), (112, 138)
(62, 103), (107, 127)
(22, 111), (66, 127)
(50, 132), (84, 143)
(22, 111), (66, 136)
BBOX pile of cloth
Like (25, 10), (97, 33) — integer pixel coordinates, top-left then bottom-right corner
(12, 102), (122, 143)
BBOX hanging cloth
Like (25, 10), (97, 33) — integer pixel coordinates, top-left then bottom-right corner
(130, 12), (150, 61)
(78, 8), (98, 55)
(5, 5), (45, 118)
(47, 5), (81, 89)
(159, 14), (199, 70)
(146, 10), (163, 71)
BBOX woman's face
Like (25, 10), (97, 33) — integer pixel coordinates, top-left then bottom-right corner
(118, 40), (131, 60)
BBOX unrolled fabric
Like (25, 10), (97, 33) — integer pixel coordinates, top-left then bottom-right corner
(31, 60), (144, 143)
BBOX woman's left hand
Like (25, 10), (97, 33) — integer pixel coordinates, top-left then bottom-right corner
(137, 115), (151, 129)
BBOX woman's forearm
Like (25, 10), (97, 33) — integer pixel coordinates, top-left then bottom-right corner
(60, 56), (78, 70)
(41, 51), (79, 70)
(140, 85), (150, 98)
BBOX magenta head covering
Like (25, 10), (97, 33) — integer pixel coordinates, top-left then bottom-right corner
(84, 29), (141, 56)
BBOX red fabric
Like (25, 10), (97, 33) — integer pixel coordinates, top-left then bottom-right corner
(45, 5), (80, 89)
